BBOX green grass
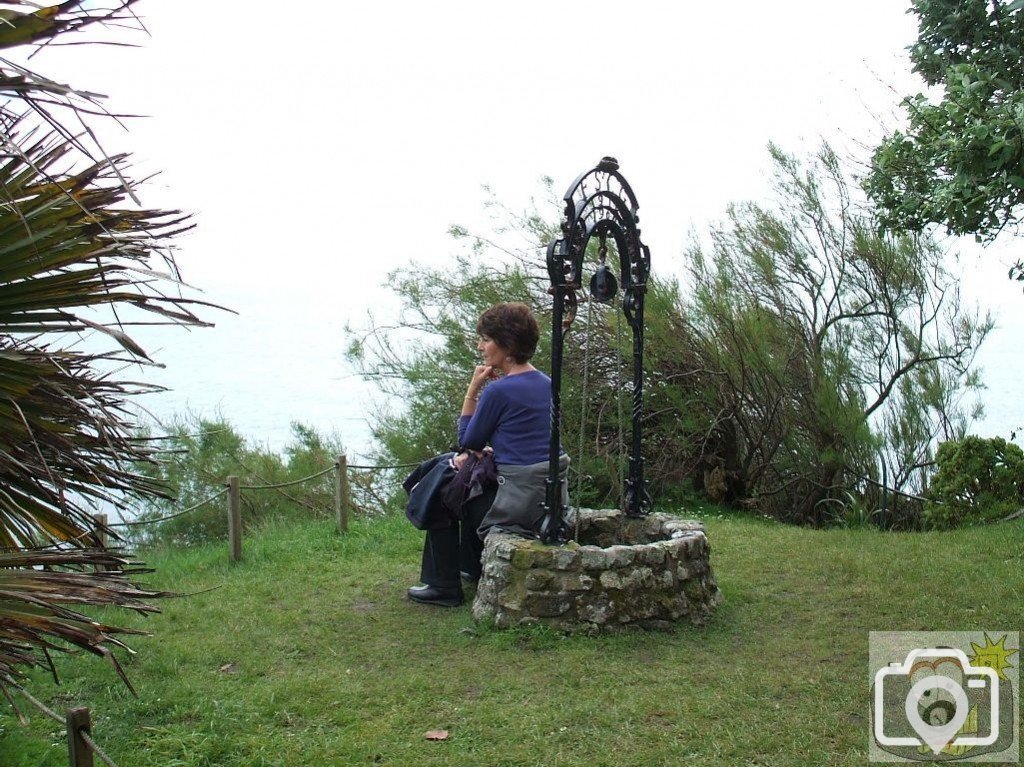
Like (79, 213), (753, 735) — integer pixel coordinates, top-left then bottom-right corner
(2, 511), (1022, 766)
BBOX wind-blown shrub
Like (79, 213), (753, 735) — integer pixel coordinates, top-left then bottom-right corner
(924, 436), (1024, 529)
(132, 417), (370, 547)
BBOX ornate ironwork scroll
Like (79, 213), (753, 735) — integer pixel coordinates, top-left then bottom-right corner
(538, 157), (652, 543)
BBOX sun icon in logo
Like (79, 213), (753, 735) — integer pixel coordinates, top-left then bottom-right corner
(968, 633), (1018, 681)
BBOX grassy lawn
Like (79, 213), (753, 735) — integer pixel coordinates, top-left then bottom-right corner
(2, 510), (1022, 766)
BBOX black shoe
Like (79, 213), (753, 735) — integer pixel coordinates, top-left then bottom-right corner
(407, 584), (464, 607)
(460, 570), (480, 585)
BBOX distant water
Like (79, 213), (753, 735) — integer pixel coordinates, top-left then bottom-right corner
(128, 284), (378, 458)
(971, 325), (1023, 440)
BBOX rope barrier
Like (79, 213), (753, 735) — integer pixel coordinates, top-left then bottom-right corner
(15, 687), (122, 766)
(12, 685), (63, 724)
(347, 462), (418, 470)
(107, 458), (417, 530)
(575, 293), (595, 543)
(239, 464), (336, 490)
(80, 729), (121, 767)
(109, 488), (229, 528)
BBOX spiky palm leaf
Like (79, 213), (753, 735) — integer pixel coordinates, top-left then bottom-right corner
(0, 1), (212, 703)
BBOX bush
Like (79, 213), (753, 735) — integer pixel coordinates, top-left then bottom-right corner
(130, 415), (381, 547)
(924, 436), (1024, 529)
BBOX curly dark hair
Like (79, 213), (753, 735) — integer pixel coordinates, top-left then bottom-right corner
(476, 302), (539, 364)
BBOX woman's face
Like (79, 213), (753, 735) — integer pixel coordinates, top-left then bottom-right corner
(478, 334), (508, 369)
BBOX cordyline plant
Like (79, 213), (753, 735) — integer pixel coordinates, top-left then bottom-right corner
(0, 1), (213, 713)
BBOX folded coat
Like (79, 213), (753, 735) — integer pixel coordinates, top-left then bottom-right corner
(402, 452), (456, 531)
(403, 452), (499, 531)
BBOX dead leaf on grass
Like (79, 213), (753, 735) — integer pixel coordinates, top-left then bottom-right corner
(425, 729), (449, 741)
(219, 662), (239, 674)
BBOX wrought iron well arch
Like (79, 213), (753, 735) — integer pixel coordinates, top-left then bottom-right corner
(539, 157), (651, 543)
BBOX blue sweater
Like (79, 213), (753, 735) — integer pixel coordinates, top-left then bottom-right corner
(458, 370), (552, 466)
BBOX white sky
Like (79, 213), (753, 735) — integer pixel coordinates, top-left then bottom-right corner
(24, 1), (1024, 449)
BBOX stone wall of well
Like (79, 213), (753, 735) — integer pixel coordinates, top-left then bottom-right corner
(472, 510), (722, 632)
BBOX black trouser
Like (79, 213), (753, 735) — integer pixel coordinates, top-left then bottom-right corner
(419, 486), (496, 589)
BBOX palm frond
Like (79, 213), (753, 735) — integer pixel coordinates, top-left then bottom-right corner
(0, 0), (217, 703)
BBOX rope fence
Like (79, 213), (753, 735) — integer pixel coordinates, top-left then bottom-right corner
(79, 728), (118, 767)
(14, 686), (120, 767)
(347, 462), (418, 470)
(109, 488), (228, 528)
(97, 455), (418, 564)
(11, 455), (420, 766)
(238, 464), (336, 490)
(13, 684), (62, 725)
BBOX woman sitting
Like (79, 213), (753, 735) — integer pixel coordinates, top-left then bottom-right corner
(407, 302), (568, 607)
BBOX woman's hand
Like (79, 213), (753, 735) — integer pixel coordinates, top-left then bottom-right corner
(468, 365), (497, 399)
(453, 450), (484, 470)
(462, 365), (497, 417)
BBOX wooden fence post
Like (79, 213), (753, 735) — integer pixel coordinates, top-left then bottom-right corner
(66, 707), (94, 767)
(335, 455), (349, 534)
(92, 514), (109, 572)
(227, 476), (242, 562)
(93, 514), (108, 548)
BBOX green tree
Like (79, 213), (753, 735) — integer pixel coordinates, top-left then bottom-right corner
(865, 0), (1024, 281)
(682, 144), (990, 526)
(0, 2), (211, 706)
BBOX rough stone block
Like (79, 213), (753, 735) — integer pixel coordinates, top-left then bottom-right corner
(524, 593), (572, 617)
(475, 581), (495, 604)
(605, 545), (636, 568)
(555, 572), (594, 591)
(619, 518), (647, 545)
(488, 537), (518, 561)
(472, 599), (495, 622)
(683, 579), (706, 601)
(644, 514), (666, 538)
(590, 510), (620, 530)
(498, 585), (525, 611)
(483, 560), (511, 579)
(577, 594), (615, 624)
(524, 570), (554, 590)
(629, 595), (660, 619)
(598, 570), (623, 589)
(663, 521), (706, 541)
(578, 546), (610, 570)
(550, 547), (580, 571)
(621, 566), (655, 590)
(511, 544), (554, 569)
(640, 543), (667, 566)
(689, 534), (709, 556)
(666, 597), (691, 620)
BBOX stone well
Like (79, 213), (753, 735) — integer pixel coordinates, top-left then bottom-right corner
(472, 509), (722, 632)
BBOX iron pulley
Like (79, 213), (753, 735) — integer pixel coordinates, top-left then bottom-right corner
(589, 236), (618, 303)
